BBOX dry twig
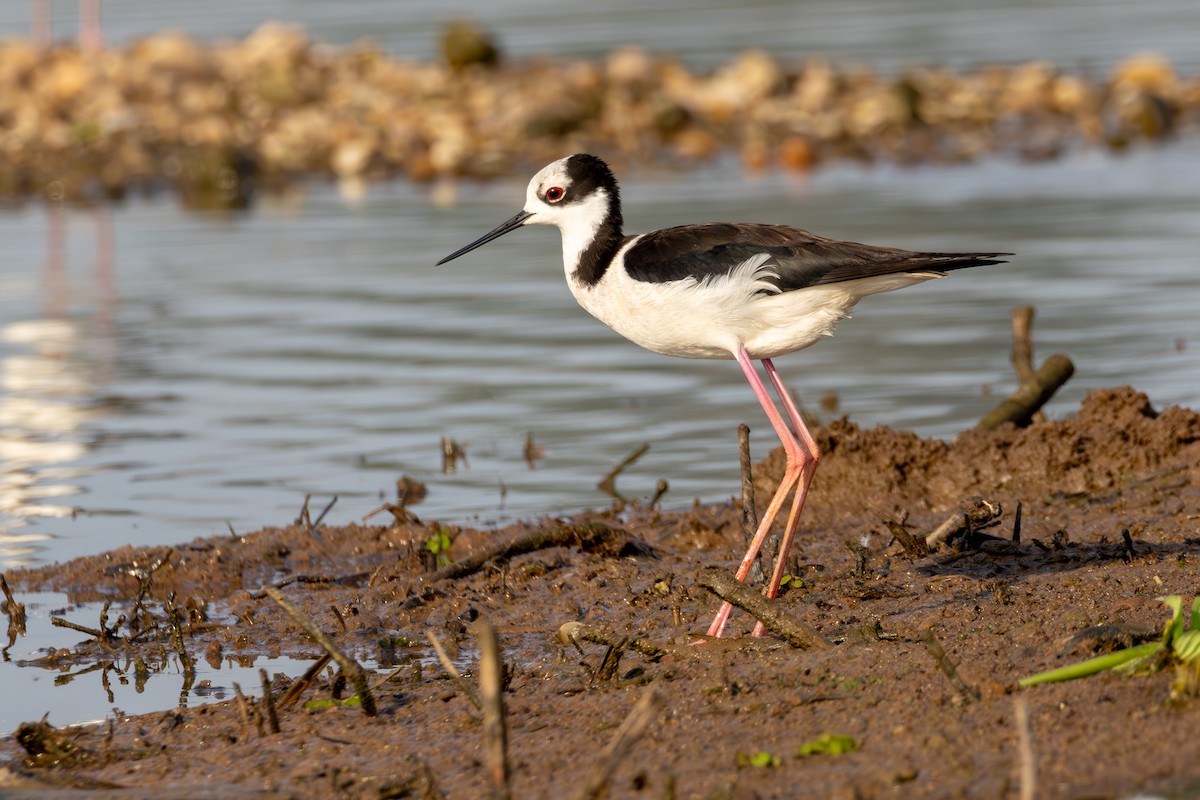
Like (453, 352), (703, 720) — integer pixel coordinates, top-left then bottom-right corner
(427, 630), (481, 710)
(697, 569), (832, 650)
(573, 689), (663, 800)
(477, 621), (511, 800)
(263, 586), (377, 716)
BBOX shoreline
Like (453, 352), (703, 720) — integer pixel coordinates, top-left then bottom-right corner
(2, 385), (1199, 796)
(1, 25), (1197, 208)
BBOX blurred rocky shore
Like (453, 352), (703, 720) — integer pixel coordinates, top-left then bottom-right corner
(1, 22), (1196, 208)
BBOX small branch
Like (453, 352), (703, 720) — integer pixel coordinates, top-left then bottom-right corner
(277, 653), (333, 709)
(977, 354), (1074, 431)
(427, 630), (481, 710)
(1011, 306), (1038, 387)
(925, 497), (1003, 550)
(597, 443), (649, 501)
(923, 627), (979, 703)
(259, 668), (281, 734)
(573, 689), (663, 800)
(263, 586), (377, 716)
(697, 569), (832, 650)
(426, 521), (631, 583)
(880, 513), (928, 559)
(1014, 697), (1036, 800)
(557, 621), (673, 661)
(737, 424), (764, 586)
(477, 621), (511, 800)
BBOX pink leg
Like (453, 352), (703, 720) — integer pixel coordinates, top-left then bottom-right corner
(748, 359), (820, 636)
(705, 346), (819, 638)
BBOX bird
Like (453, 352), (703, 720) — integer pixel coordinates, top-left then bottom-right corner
(437, 153), (1008, 639)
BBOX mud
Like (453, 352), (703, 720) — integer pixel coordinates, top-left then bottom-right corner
(2, 386), (1199, 799)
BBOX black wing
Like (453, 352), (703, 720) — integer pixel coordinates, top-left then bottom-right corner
(622, 223), (1009, 291)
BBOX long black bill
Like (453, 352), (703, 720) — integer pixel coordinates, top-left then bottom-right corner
(436, 210), (533, 266)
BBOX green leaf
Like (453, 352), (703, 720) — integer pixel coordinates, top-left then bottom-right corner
(735, 751), (780, 768)
(1173, 630), (1200, 663)
(796, 733), (860, 757)
(1160, 595), (1184, 643)
(1018, 642), (1163, 687)
(304, 695), (364, 709)
(1190, 597), (1200, 632)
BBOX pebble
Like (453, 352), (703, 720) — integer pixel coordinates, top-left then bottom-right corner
(0, 25), (1196, 207)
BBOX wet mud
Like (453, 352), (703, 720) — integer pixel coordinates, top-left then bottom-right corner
(2, 386), (1199, 798)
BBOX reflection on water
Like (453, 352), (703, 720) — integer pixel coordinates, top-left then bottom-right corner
(0, 209), (117, 566)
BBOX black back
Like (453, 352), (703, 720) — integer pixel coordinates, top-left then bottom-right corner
(622, 223), (1008, 292)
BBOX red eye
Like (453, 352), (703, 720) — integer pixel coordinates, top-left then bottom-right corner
(545, 186), (565, 202)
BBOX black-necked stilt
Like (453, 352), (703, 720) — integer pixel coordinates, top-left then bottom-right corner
(437, 154), (1008, 639)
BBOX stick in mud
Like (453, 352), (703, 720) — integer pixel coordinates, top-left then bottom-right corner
(263, 586), (378, 716)
(880, 513), (929, 559)
(697, 569), (832, 650)
(476, 621), (511, 800)
(737, 424), (765, 585)
(922, 627), (980, 703)
(573, 689), (663, 800)
(977, 353), (1074, 431)
(425, 521), (629, 584)
(597, 443), (650, 501)
(277, 653), (333, 709)
(1014, 696), (1036, 800)
(259, 668), (281, 734)
(558, 621), (672, 661)
(427, 630), (482, 710)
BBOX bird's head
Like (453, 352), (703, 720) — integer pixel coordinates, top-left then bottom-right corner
(436, 154), (622, 266)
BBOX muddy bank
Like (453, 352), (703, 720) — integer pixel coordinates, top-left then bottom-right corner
(1, 23), (1198, 207)
(2, 386), (1199, 798)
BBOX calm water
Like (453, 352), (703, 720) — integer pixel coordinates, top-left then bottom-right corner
(2, 0), (1199, 72)
(1, 0), (1200, 730)
(2, 145), (1198, 573)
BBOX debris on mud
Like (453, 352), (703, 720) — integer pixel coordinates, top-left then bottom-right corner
(1, 385), (1198, 798)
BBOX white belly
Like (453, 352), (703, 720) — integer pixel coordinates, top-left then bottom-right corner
(569, 255), (938, 361)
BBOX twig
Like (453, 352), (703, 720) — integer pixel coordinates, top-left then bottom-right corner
(923, 627), (980, 703)
(649, 478), (669, 509)
(737, 424), (764, 586)
(1014, 696), (1036, 800)
(259, 668), (281, 734)
(1010, 306), (1046, 425)
(557, 621), (673, 661)
(925, 497), (1003, 550)
(476, 621), (511, 800)
(697, 569), (832, 650)
(1011, 307), (1037, 384)
(168, 603), (196, 695)
(312, 495), (338, 530)
(425, 521), (630, 583)
(51, 617), (106, 639)
(880, 513), (928, 559)
(573, 689), (663, 800)
(427, 630), (481, 710)
(263, 586), (377, 716)
(977, 354), (1074, 431)
(277, 653), (333, 709)
(1012, 500), (1023, 543)
(597, 443), (649, 500)
(233, 682), (257, 740)
(2, 573), (26, 657)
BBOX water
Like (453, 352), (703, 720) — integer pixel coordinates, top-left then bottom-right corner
(2, 144), (1198, 571)
(2, 0), (1199, 73)
(0, 591), (455, 732)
